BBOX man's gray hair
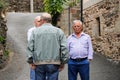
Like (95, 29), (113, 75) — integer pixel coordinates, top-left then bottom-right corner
(73, 20), (82, 25)
(41, 12), (52, 23)
(73, 20), (83, 31)
(34, 16), (41, 20)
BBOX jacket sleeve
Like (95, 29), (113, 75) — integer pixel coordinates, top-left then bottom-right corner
(26, 31), (34, 64)
(59, 29), (68, 64)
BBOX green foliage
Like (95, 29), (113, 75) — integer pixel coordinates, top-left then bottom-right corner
(44, 0), (66, 15)
(0, 0), (7, 9)
(0, 35), (5, 43)
(3, 50), (9, 56)
(66, 1), (76, 7)
(43, 0), (67, 26)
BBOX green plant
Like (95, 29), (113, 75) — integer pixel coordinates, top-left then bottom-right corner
(0, 35), (5, 43)
(66, 0), (76, 7)
(3, 49), (9, 56)
(0, 0), (7, 9)
(43, 0), (67, 26)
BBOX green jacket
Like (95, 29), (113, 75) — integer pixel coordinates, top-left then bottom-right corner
(27, 23), (68, 65)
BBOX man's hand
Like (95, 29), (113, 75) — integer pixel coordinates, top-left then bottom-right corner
(29, 63), (36, 70)
(88, 59), (92, 62)
(59, 64), (65, 72)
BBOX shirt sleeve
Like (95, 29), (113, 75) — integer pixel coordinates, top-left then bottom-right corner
(27, 28), (33, 41)
(88, 36), (93, 59)
(67, 35), (72, 53)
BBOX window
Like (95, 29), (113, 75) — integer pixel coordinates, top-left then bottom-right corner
(96, 17), (101, 36)
(92, 17), (101, 37)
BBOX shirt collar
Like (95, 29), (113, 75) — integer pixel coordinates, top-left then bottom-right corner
(71, 32), (85, 38)
(72, 32), (85, 36)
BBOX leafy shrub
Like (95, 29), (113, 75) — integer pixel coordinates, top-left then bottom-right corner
(0, 0), (7, 9)
(3, 50), (9, 56)
(0, 35), (5, 43)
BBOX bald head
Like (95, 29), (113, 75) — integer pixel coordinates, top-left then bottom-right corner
(41, 12), (52, 23)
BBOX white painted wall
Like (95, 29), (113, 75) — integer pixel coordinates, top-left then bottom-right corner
(83, 0), (103, 9)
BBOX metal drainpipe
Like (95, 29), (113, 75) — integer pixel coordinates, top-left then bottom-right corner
(68, 6), (71, 35)
(30, 0), (34, 13)
(80, 0), (83, 22)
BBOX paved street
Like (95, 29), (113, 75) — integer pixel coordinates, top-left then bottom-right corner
(0, 12), (120, 80)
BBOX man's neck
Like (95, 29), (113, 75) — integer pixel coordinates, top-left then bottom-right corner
(75, 32), (82, 38)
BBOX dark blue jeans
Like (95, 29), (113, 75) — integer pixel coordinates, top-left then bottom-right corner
(68, 59), (89, 80)
(35, 64), (59, 80)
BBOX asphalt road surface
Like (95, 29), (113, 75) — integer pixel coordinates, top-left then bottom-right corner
(0, 12), (120, 80)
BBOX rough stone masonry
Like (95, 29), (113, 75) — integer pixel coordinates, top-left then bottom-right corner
(0, 8), (8, 68)
(83, 0), (120, 63)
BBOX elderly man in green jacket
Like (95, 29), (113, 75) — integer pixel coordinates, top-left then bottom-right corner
(27, 12), (68, 80)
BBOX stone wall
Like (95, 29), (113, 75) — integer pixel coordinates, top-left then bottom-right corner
(0, 8), (8, 68)
(83, 0), (120, 62)
(60, 0), (120, 62)
(7, 0), (30, 12)
(34, 0), (44, 12)
(7, 0), (43, 12)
